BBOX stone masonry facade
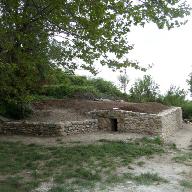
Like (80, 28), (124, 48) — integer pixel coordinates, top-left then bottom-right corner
(90, 107), (182, 140)
(0, 119), (98, 136)
(0, 107), (182, 140)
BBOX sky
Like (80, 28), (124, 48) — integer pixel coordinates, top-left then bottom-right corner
(76, 1), (192, 97)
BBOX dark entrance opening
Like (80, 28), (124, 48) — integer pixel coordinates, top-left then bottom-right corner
(110, 118), (118, 132)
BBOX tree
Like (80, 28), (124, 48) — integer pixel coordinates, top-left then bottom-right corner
(187, 72), (192, 97)
(0, 0), (191, 117)
(1, 1), (191, 72)
(162, 85), (187, 106)
(118, 68), (129, 93)
(129, 75), (160, 102)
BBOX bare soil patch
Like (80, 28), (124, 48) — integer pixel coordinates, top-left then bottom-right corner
(28, 99), (169, 122)
(25, 108), (91, 123)
(0, 123), (191, 148)
(32, 99), (169, 114)
(105, 152), (192, 192)
(168, 123), (192, 150)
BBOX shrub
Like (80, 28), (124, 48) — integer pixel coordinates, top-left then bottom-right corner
(159, 86), (192, 119)
(41, 84), (71, 98)
(68, 75), (88, 86)
(69, 85), (99, 99)
(162, 86), (186, 106)
(88, 78), (126, 99)
(41, 84), (99, 99)
(1, 101), (32, 120)
(0, 62), (38, 119)
(129, 75), (160, 102)
(181, 102), (192, 119)
(50, 69), (89, 86)
(39, 73), (128, 100)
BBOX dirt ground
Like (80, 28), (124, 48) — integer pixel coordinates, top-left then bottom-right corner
(105, 152), (192, 192)
(26, 99), (169, 122)
(169, 123), (192, 150)
(32, 99), (169, 114)
(0, 123), (191, 149)
(25, 108), (91, 122)
(0, 123), (191, 192)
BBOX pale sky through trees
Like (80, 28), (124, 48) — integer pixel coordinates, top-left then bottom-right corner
(77, 0), (192, 98)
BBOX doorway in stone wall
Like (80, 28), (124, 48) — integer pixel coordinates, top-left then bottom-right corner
(110, 118), (118, 132)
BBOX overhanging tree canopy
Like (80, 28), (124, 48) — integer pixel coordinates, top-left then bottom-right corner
(0, 0), (191, 72)
(0, 0), (191, 104)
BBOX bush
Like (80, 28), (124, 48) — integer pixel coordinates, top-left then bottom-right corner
(68, 75), (88, 86)
(38, 71), (128, 100)
(158, 86), (192, 119)
(41, 84), (71, 98)
(181, 102), (192, 120)
(0, 62), (39, 119)
(88, 78), (126, 100)
(129, 75), (160, 102)
(41, 84), (99, 99)
(70, 85), (99, 99)
(1, 101), (32, 120)
(162, 86), (186, 107)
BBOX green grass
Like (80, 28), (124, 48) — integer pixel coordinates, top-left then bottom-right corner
(137, 161), (145, 167)
(168, 143), (177, 150)
(180, 180), (192, 189)
(0, 176), (39, 192)
(105, 172), (168, 186)
(127, 172), (168, 185)
(0, 137), (164, 192)
(173, 152), (192, 165)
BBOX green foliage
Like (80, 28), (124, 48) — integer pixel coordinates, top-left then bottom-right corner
(187, 72), (192, 96)
(159, 86), (192, 120)
(3, 101), (32, 120)
(162, 86), (187, 106)
(0, 1), (191, 118)
(41, 84), (99, 99)
(89, 78), (126, 99)
(38, 69), (127, 100)
(0, 0), (190, 74)
(181, 102), (192, 119)
(129, 75), (160, 102)
(0, 61), (47, 119)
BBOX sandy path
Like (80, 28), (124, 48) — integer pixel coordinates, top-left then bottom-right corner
(0, 132), (144, 146)
(104, 152), (191, 192)
(168, 123), (192, 150)
(0, 123), (191, 148)
(103, 123), (192, 192)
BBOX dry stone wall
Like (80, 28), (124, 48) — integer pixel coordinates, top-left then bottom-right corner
(91, 110), (162, 135)
(0, 119), (98, 136)
(61, 120), (98, 136)
(158, 107), (182, 140)
(123, 112), (162, 135)
(90, 107), (182, 140)
(0, 107), (182, 140)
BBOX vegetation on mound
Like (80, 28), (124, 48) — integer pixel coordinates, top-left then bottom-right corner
(37, 69), (127, 100)
(0, 137), (164, 192)
(1, 67), (192, 120)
